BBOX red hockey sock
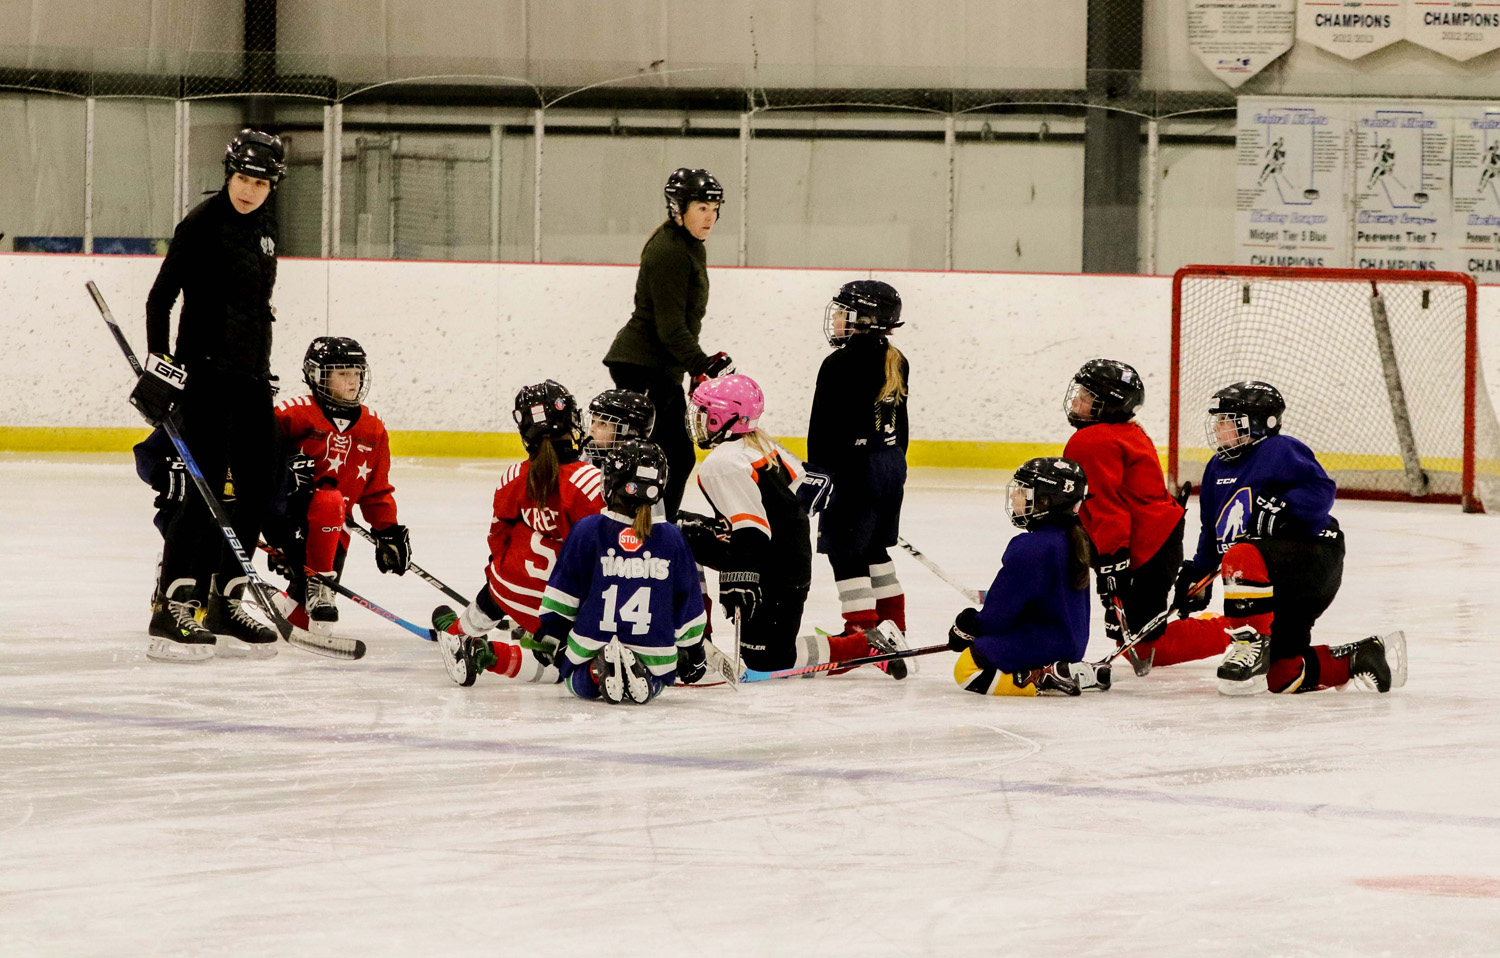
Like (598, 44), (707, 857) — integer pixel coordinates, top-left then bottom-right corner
(827, 630), (870, 661)
(1146, 615), (1231, 667)
(1221, 542), (1275, 635)
(305, 487), (346, 573)
(874, 594), (906, 632)
(484, 641), (522, 678)
(841, 608), (880, 634)
(1310, 645), (1350, 690)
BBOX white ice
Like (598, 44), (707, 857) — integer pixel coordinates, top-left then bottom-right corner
(3, 453), (1500, 957)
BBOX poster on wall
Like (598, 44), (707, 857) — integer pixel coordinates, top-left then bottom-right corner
(1297, 0), (1406, 58)
(1407, 2), (1500, 61)
(1236, 98), (1349, 267)
(1452, 105), (1500, 283)
(1352, 102), (1452, 270)
(1187, 0), (1297, 87)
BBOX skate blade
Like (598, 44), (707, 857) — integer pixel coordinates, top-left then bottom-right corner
(1217, 674), (1268, 696)
(869, 620), (917, 675)
(213, 636), (278, 660)
(146, 637), (215, 664)
(1384, 630), (1408, 690)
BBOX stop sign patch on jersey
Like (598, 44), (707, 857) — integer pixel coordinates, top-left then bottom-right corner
(617, 527), (643, 553)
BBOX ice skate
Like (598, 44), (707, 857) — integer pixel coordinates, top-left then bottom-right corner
(1072, 659), (1111, 692)
(433, 604), (490, 687)
(1217, 626), (1271, 695)
(304, 575), (338, 633)
(1334, 630), (1406, 693)
(1019, 661), (1080, 696)
(864, 619), (912, 680)
(147, 578), (215, 663)
(203, 575), (277, 659)
(592, 637), (652, 704)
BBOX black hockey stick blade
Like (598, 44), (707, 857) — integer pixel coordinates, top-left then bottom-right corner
(87, 281), (364, 661)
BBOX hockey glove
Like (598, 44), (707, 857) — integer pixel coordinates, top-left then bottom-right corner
(691, 351), (735, 386)
(129, 353), (187, 426)
(676, 511), (733, 567)
(1093, 548), (1131, 602)
(1172, 562), (1214, 616)
(516, 626), (563, 668)
(676, 640), (708, 685)
(287, 453), (317, 496)
(948, 607), (980, 652)
(373, 523), (410, 575)
(1252, 495), (1290, 538)
(156, 455), (187, 505)
(718, 570), (761, 622)
(795, 468), (834, 516)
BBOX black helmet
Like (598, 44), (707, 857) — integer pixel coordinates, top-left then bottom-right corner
(1065, 359), (1144, 427)
(1007, 457), (1088, 531)
(599, 439), (670, 512)
(224, 129), (286, 185)
(583, 389), (656, 464)
(303, 336), (370, 412)
(825, 280), (903, 346)
(513, 380), (581, 453)
(664, 168), (724, 220)
(1207, 381), (1285, 460)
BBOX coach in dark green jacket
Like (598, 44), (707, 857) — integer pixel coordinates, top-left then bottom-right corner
(604, 167), (734, 518)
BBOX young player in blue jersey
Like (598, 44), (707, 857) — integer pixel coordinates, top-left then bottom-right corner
(946, 457), (1108, 697)
(536, 440), (710, 703)
(1175, 381), (1406, 696)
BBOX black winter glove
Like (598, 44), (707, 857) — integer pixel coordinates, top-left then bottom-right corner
(373, 523), (410, 575)
(129, 353), (187, 426)
(1252, 494), (1290, 538)
(948, 607), (980, 652)
(677, 640), (708, 685)
(1172, 562), (1214, 617)
(719, 570), (761, 622)
(1094, 548), (1131, 602)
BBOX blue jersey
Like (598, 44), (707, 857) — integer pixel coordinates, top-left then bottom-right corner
(1191, 434), (1337, 571)
(539, 511), (707, 684)
(971, 525), (1091, 672)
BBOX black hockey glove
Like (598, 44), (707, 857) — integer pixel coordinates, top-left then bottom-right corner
(156, 455), (187, 505)
(373, 523), (410, 575)
(1172, 562), (1214, 617)
(1252, 495), (1291, 538)
(129, 353), (187, 426)
(1093, 548), (1131, 602)
(948, 607), (980, 652)
(676, 640), (708, 685)
(795, 468), (834, 516)
(676, 511), (732, 567)
(691, 351), (735, 386)
(719, 570), (761, 622)
(286, 453), (317, 496)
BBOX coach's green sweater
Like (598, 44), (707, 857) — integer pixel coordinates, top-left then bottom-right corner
(603, 221), (710, 382)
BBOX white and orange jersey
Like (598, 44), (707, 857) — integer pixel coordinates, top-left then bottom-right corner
(695, 434), (811, 587)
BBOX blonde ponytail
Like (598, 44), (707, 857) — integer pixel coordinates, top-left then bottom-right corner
(877, 343), (908, 405)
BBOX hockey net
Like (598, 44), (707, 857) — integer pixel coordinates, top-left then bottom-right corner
(1170, 265), (1500, 513)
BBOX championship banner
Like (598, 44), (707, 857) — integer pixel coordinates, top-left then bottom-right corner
(1452, 105), (1500, 283)
(1406, 1), (1500, 61)
(1297, 0), (1406, 58)
(1187, 0), (1297, 87)
(1352, 102), (1452, 271)
(1236, 98), (1349, 268)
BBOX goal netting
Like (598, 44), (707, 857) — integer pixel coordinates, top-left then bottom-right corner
(1170, 265), (1500, 513)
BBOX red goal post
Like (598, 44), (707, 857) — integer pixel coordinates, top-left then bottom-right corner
(1169, 265), (1500, 513)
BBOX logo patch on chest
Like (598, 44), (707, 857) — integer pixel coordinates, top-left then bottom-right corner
(260, 236), (275, 256)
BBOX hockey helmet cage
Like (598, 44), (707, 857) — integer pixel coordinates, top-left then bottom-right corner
(513, 380), (582, 453)
(825, 280), (903, 346)
(664, 168), (724, 220)
(1007, 457), (1088, 531)
(583, 389), (656, 463)
(599, 439), (670, 512)
(303, 336), (370, 411)
(224, 129), (286, 185)
(1065, 358), (1144, 427)
(1206, 380), (1285, 460)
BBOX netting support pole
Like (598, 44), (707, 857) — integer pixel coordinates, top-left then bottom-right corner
(1144, 117), (1159, 276)
(330, 103), (344, 257)
(173, 100), (185, 227)
(1343, 123), (1357, 268)
(533, 109), (544, 263)
(83, 97), (95, 256)
(179, 100), (191, 222)
(944, 114), (956, 271)
(490, 123), (503, 262)
(320, 105), (333, 258)
(738, 112), (750, 267)
(1369, 282), (1429, 497)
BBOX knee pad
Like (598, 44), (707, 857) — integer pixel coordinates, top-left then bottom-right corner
(306, 487), (346, 532)
(1222, 542), (1274, 620)
(953, 648), (1037, 697)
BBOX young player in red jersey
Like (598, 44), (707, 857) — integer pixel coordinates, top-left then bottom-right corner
(265, 337), (409, 628)
(1061, 359), (1229, 672)
(432, 381), (605, 682)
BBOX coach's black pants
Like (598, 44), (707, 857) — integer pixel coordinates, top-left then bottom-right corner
(605, 362), (696, 521)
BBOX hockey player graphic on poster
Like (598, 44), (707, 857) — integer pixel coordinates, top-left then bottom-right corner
(1236, 100), (1345, 267)
(1480, 141), (1500, 196)
(1353, 105), (1450, 271)
(1454, 108), (1500, 284)
(1257, 138), (1287, 188)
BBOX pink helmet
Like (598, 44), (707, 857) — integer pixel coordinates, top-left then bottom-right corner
(687, 374), (764, 448)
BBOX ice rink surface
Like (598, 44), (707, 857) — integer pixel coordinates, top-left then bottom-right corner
(3, 452), (1500, 957)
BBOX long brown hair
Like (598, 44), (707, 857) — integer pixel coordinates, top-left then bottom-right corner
(632, 503), (653, 543)
(526, 439), (561, 510)
(1065, 517), (1091, 592)
(878, 343), (908, 405)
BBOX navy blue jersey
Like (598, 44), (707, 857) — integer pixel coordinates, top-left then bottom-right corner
(972, 525), (1091, 671)
(1191, 434), (1337, 571)
(539, 511), (707, 683)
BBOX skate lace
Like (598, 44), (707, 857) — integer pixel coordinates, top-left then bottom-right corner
(227, 596), (264, 630)
(1223, 640), (1262, 667)
(168, 598), (202, 629)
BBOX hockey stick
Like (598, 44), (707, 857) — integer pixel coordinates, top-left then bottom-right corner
(742, 643), (949, 683)
(700, 638), (740, 688)
(1096, 568), (1219, 674)
(88, 281), (364, 661)
(257, 541), (438, 643)
(896, 536), (983, 605)
(344, 518), (469, 606)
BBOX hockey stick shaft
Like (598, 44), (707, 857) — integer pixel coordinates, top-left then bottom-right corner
(344, 518), (468, 606)
(258, 541), (437, 643)
(896, 536), (983, 605)
(87, 281), (364, 661)
(1098, 568), (1218, 667)
(742, 644), (949, 683)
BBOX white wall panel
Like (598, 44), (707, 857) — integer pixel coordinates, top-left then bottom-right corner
(0, 97), (86, 245)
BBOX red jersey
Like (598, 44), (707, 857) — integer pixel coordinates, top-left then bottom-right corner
(1063, 421), (1184, 566)
(485, 458), (605, 632)
(275, 395), (398, 529)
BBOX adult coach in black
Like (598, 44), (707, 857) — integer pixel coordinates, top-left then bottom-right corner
(131, 129), (286, 662)
(603, 168), (734, 519)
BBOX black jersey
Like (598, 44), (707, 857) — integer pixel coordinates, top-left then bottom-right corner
(807, 334), (909, 476)
(146, 189), (279, 378)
